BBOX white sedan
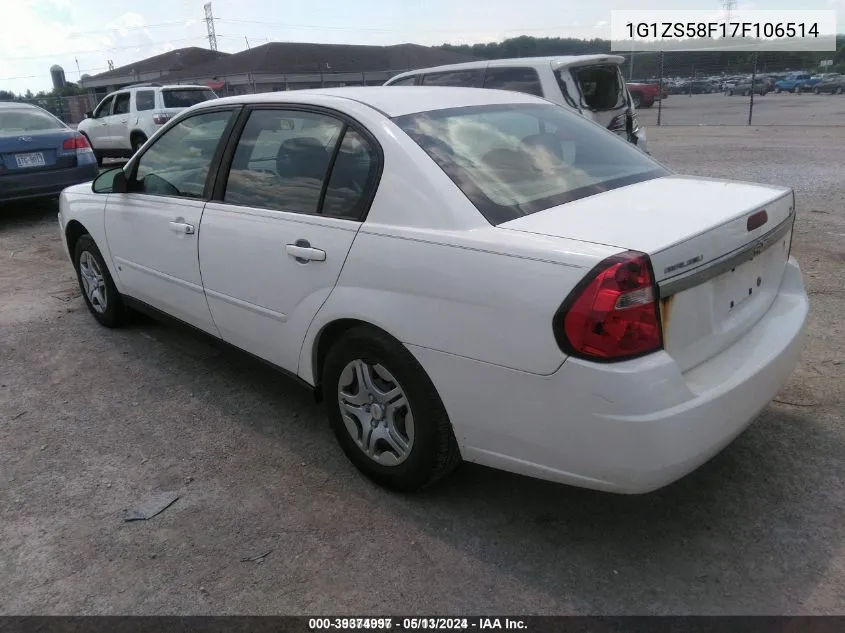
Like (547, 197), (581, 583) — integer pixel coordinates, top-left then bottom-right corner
(57, 87), (809, 494)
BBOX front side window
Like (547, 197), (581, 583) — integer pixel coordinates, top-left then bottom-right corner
(133, 109), (234, 199)
(113, 93), (131, 115)
(162, 88), (218, 108)
(570, 65), (626, 111)
(483, 67), (544, 97)
(388, 76), (418, 86)
(394, 103), (668, 225)
(422, 70), (484, 87)
(93, 96), (114, 118)
(135, 90), (155, 111)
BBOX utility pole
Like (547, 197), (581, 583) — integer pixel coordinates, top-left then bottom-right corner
(244, 36), (251, 50)
(204, 3), (218, 52)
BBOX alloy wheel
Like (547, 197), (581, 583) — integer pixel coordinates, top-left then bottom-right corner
(78, 250), (108, 314)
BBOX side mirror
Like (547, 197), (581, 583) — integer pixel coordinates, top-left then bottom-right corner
(92, 167), (128, 194)
(85, 111), (93, 119)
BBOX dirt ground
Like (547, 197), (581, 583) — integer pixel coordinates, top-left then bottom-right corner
(1, 126), (843, 615)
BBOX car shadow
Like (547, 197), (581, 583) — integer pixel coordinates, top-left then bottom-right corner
(112, 314), (844, 614)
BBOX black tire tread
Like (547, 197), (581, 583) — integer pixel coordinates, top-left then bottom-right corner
(322, 326), (461, 491)
(73, 234), (127, 328)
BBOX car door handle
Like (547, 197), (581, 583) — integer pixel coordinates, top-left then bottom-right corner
(169, 221), (195, 235)
(286, 241), (326, 262)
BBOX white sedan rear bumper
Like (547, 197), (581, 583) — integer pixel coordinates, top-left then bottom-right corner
(408, 258), (809, 494)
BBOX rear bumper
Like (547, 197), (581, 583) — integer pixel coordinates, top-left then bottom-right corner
(410, 258), (808, 494)
(0, 164), (99, 203)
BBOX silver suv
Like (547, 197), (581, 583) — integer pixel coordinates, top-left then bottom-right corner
(77, 83), (218, 164)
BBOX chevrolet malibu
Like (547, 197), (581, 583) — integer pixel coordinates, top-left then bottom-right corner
(57, 87), (809, 494)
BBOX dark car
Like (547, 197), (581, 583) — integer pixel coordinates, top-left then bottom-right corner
(726, 79), (769, 96)
(679, 81), (717, 94)
(812, 76), (845, 95)
(0, 102), (99, 204)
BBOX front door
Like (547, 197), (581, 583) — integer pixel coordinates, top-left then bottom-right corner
(199, 107), (381, 373)
(86, 95), (114, 149)
(107, 91), (132, 151)
(103, 107), (239, 334)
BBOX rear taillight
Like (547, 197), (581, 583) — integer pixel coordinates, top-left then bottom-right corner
(64, 133), (96, 165)
(153, 113), (172, 125)
(554, 251), (663, 362)
(63, 135), (89, 150)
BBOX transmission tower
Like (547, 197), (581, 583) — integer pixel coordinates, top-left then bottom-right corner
(721, 0), (737, 23)
(204, 3), (218, 51)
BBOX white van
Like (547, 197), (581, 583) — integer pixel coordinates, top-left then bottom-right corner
(384, 55), (647, 152)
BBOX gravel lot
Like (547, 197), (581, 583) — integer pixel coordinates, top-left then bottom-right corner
(637, 91), (845, 126)
(1, 124), (843, 615)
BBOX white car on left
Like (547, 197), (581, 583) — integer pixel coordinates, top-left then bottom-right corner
(77, 83), (217, 164)
(57, 86), (808, 495)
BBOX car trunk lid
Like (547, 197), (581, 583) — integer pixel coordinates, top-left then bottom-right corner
(500, 175), (796, 372)
(0, 129), (79, 173)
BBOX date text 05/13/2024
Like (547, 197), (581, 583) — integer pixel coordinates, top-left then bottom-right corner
(625, 21), (821, 39)
(308, 618), (527, 630)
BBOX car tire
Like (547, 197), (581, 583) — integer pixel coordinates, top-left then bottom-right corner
(813, 87), (820, 95)
(73, 234), (126, 328)
(837, 87), (844, 95)
(131, 133), (147, 153)
(775, 88), (781, 94)
(794, 86), (801, 94)
(322, 326), (461, 491)
(728, 89), (734, 96)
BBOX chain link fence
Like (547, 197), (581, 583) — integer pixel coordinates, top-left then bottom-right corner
(618, 51), (845, 126)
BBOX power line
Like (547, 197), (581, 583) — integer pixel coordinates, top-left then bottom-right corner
(1, 36), (209, 62)
(214, 17), (584, 35)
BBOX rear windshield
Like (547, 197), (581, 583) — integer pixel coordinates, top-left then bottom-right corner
(568, 64), (626, 111)
(394, 103), (668, 226)
(0, 108), (65, 133)
(162, 89), (217, 108)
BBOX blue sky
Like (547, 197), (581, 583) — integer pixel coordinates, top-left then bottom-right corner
(2, 0), (841, 94)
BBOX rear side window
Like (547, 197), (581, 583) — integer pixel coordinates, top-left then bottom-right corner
(388, 76), (419, 86)
(113, 93), (131, 115)
(162, 89), (217, 108)
(135, 90), (155, 111)
(422, 70), (484, 87)
(483, 67), (544, 97)
(322, 130), (379, 219)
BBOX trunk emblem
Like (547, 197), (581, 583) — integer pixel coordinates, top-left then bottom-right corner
(17, 136), (33, 142)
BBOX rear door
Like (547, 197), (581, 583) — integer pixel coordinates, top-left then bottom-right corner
(104, 107), (239, 334)
(198, 106), (381, 373)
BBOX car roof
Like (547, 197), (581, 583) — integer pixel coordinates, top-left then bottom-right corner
(197, 86), (548, 118)
(388, 55), (625, 80)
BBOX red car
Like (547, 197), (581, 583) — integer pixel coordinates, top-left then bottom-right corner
(626, 82), (667, 108)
